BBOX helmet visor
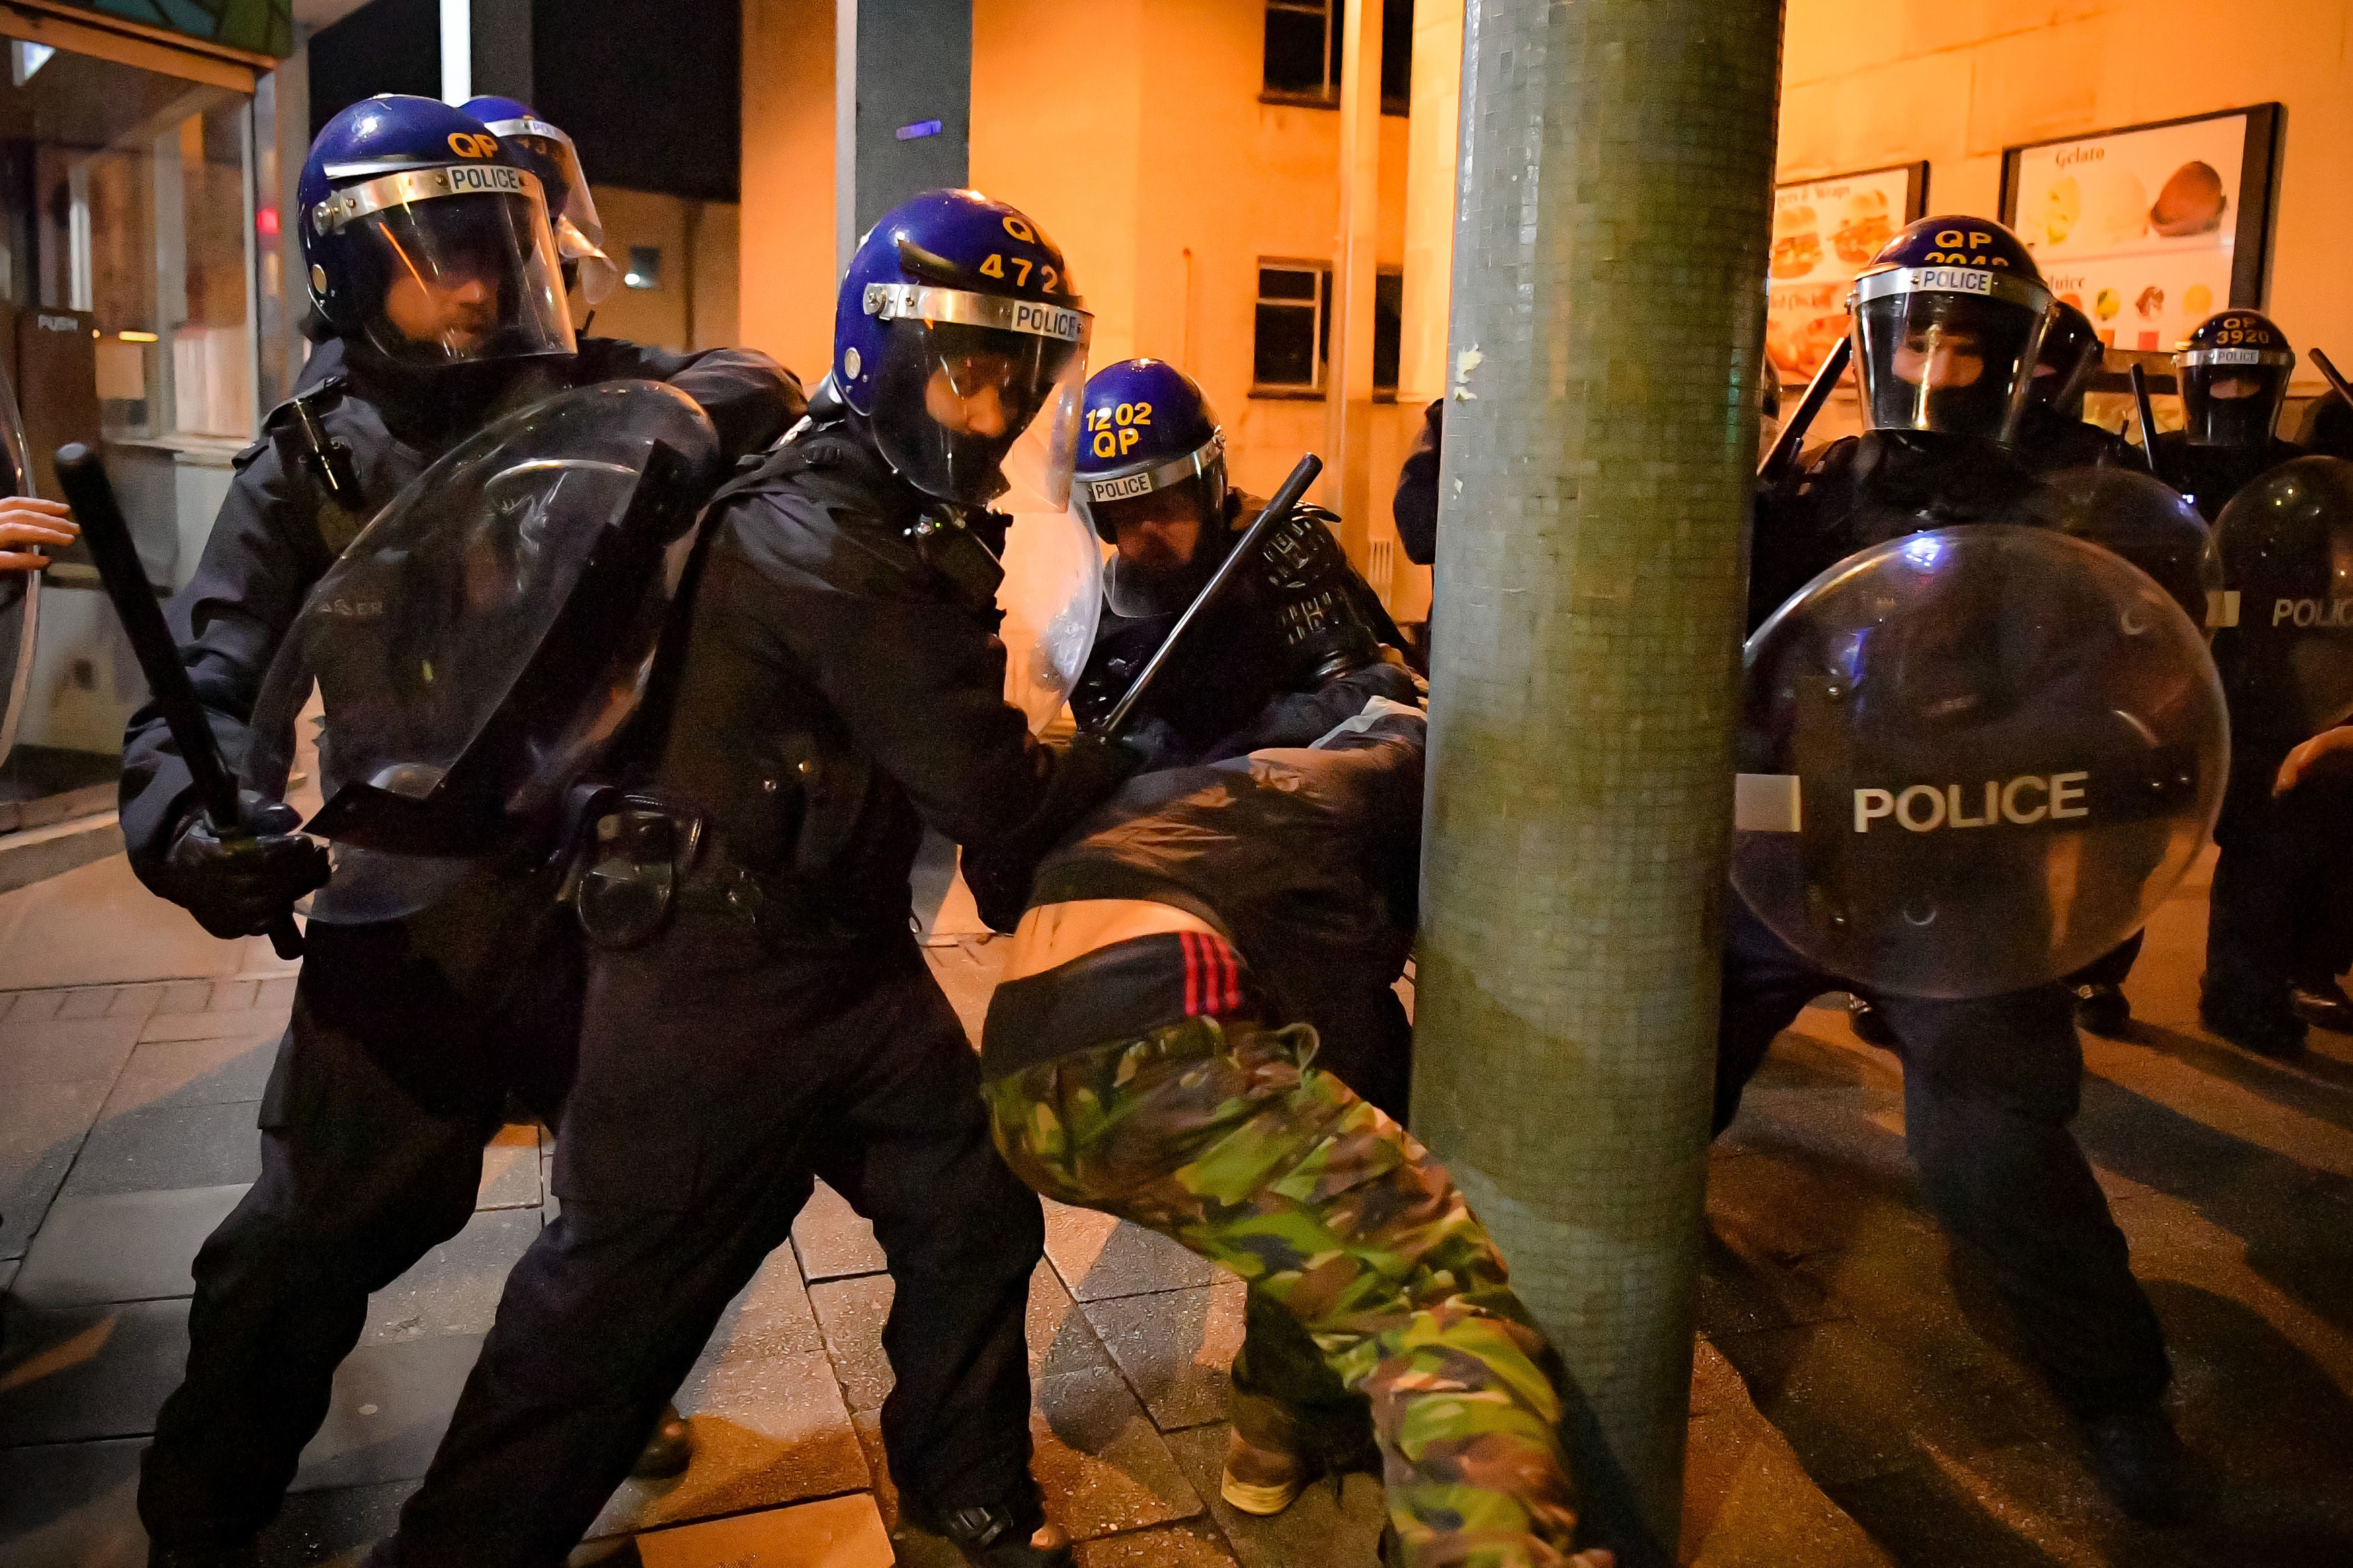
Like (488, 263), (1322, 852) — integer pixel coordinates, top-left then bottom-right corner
(322, 168), (576, 367)
(865, 283), (1091, 507)
(1097, 473), (1232, 618)
(1853, 271), (2048, 442)
(2179, 347), (2292, 448)
(483, 117), (619, 305)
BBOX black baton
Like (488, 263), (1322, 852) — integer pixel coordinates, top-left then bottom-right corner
(2128, 362), (2163, 479)
(2309, 347), (2353, 415)
(1095, 452), (1324, 738)
(54, 444), (304, 960)
(1759, 336), (1851, 485)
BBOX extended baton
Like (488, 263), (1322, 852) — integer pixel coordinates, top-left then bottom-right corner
(1759, 336), (1851, 485)
(1095, 452), (1323, 738)
(2309, 347), (2353, 415)
(2128, 362), (2163, 479)
(54, 444), (303, 960)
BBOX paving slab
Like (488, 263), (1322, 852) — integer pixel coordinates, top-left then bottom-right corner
(363, 1206), (542, 1344)
(0, 1078), (110, 1258)
(0, 1297), (189, 1444)
(1680, 1340), (1898, 1568)
(102, 1030), (279, 1115)
(58, 1097), (262, 1200)
(0, 1013), (141, 1087)
(1029, 1365), (1205, 1540)
(260, 1480), (418, 1568)
(475, 1121), (545, 1212)
(924, 936), (1009, 1047)
(13, 1184), (249, 1308)
(1072, 1520), (1240, 1567)
(0, 1435), (147, 1568)
(289, 1331), (487, 1493)
(590, 1248), (869, 1538)
(137, 1005), (294, 1044)
(0, 855), (273, 990)
(1041, 1200), (1224, 1303)
(1080, 1279), (1247, 1431)
(791, 1179), (886, 1282)
(1162, 1424), (1384, 1568)
(632, 1493), (892, 1568)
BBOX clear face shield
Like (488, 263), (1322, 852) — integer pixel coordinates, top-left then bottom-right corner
(316, 164), (577, 368)
(862, 282), (1091, 509)
(478, 116), (620, 305)
(2179, 347), (2293, 448)
(1851, 267), (2050, 444)
(1078, 434), (1230, 618)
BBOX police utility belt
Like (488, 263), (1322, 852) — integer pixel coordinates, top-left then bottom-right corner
(559, 785), (895, 952)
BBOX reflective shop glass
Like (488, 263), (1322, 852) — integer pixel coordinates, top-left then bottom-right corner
(0, 45), (273, 805)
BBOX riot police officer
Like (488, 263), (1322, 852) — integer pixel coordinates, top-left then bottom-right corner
(122, 97), (801, 1567)
(2155, 308), (2305, 520)
(363, 190), (1131, 1568)
(2014, 298), (2135, 474)
(1730, 216), (2189, 1524)
(1068, 359), (1416, 774)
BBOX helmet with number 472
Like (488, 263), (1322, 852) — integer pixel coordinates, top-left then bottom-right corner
(1847, 214), (2054, 444)
(832, 188), (1093, 509)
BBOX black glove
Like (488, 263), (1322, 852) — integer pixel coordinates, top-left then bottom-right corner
(148, 792), (331, 940)
(963, 731), (1145, 934)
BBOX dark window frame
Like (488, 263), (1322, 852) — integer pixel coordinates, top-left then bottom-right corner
(1252, 260), (1332, 399)
(1259, 0), (1413, 117)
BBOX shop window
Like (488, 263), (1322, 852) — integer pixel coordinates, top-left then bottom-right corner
(1262, 0), (1414, 114)
(1373, 268), (1403, 393)
(1254, 263), (1330, 395)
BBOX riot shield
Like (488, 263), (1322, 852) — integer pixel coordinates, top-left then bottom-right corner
(1733, 525), (2228, 999)
(998, 503), (1103, 731)
(243, 381), (723, 866)
(0, 360), (38, 766)
(2205, 454), (2353, 746)
(2039, 464), (2217, 630)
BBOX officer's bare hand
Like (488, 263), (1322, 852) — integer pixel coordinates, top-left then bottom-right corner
(2273, 726), (2353, 794)
(0, 497), (76, 572)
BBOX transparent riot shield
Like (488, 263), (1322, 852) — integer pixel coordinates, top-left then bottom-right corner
(998, 503), (1103, 731)
(244, 381), (723, 877)
(1733, 526), (2228, 999)
(2040, 464), (2217, 630)
(2205, 454), (2353, 746)
(0, 360), (38, 766)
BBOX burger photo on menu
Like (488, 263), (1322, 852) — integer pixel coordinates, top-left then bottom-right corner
(1766, 163), (1925, 381)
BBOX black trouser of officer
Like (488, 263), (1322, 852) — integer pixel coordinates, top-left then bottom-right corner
(370, 903), (1043, 1568)
(2204, 739), (2353, 1020)
(1716, 902), (2171, 1419)
(139, 874), (582, 1550)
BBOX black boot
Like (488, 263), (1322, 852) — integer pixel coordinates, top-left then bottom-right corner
(1846, 993), (1897, 1048)
(900, 1492), (1074, 1568)
(2288, 977), (2353, 1033)
(2200, 992), (2307, 1058)
(2081, 1403), (2195, 1526)
(629, 1402), (692, 1479)
(2074, 981), (2132, 1038)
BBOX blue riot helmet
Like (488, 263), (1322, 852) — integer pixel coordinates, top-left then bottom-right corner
(461, 95), (620, 305)
(834, 189), (1092, 508)
(2030, 298), (2104, 418)
(2176, 309), (2295, 448)
(300, 95), (575, 368)
(1848, 215), (2054, 443)
(1073, 359), (1229, 616)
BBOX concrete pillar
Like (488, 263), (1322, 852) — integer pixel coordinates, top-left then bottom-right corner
(835, 0), (971, 270)
(1321, 0), (1382, 557)
(1410, 0), (1782, 1559)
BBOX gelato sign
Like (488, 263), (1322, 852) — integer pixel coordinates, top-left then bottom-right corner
(2001, 106), (2280, 354)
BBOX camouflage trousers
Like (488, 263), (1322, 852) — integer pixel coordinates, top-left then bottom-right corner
(984, 1013), (1583, 1568)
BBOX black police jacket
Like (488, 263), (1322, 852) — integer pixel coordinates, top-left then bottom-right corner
(2013, 403), (2137, 477)
(1749, 431), (2053, 633)
(637, 419), (1078, 935)
(118, 337), (804, 880)
(2152, 432), (2307, 522)
(1070, 492), (1409, 770)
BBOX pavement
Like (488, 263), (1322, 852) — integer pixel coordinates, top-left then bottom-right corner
(0, 843), (2346, 1566)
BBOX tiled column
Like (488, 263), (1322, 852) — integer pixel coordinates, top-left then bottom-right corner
(1411, 0), (1782, 1557)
